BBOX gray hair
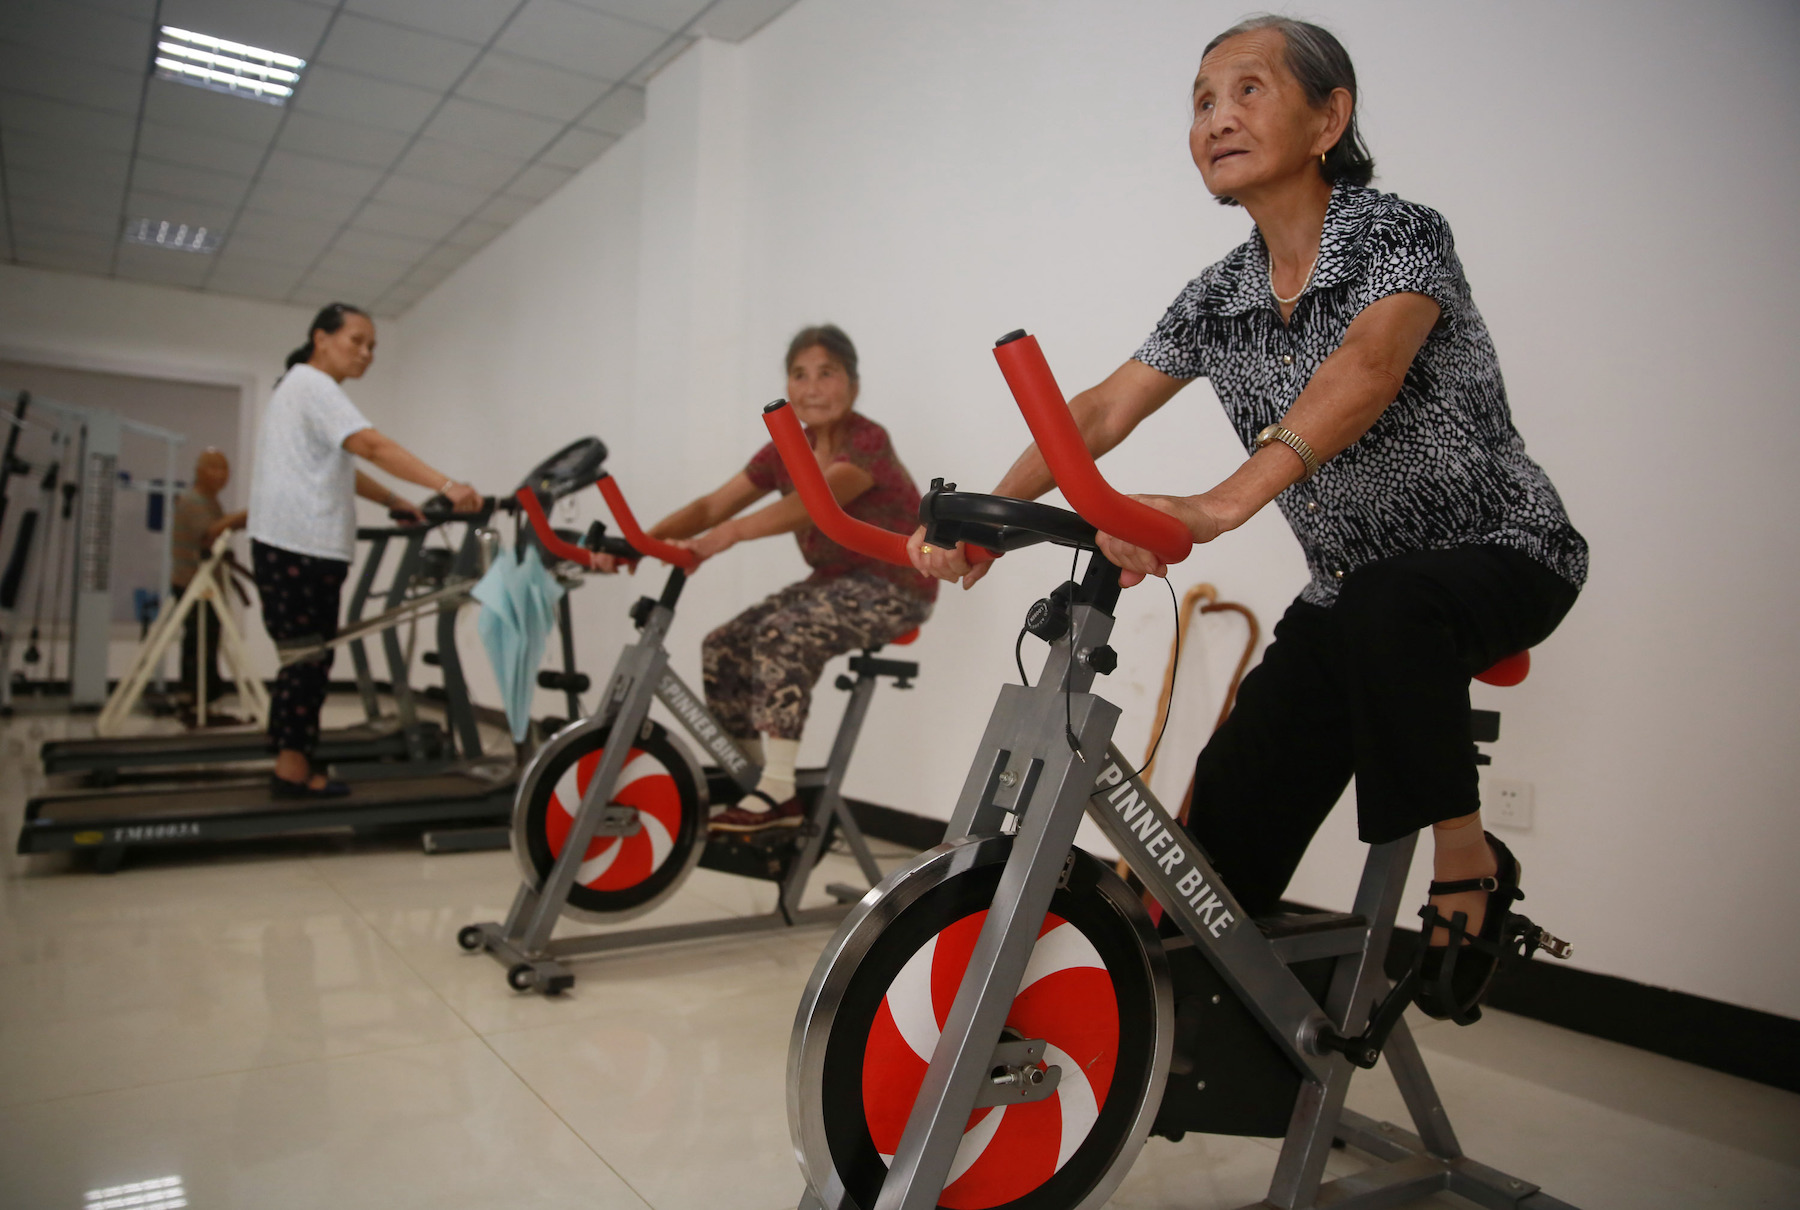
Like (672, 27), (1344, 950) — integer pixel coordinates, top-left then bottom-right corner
(1201, 15), (1375, 205)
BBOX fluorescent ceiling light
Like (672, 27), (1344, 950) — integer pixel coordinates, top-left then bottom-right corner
(122, 218), (221, 254)
(155, 26), (305, 105)
(85, 1175), (188, 1210)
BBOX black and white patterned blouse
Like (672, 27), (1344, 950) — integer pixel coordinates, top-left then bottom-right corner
(1134, 183), (1588, 606)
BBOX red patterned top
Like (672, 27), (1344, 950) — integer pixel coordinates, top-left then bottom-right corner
(744, 411), (937, 602)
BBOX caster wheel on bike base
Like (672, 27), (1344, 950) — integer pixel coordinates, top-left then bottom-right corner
(790, 838), (1171, 1210)
(456, 925), (484, 951)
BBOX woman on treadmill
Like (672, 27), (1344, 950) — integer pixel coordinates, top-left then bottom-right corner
(597, 325), (935, 831)
(911, 16), (1586, 1022)
(247, 303), (482, 798)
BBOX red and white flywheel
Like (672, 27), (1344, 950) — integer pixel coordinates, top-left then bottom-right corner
(514, 717), (707, 921)
(791, 839), (1170, 1210)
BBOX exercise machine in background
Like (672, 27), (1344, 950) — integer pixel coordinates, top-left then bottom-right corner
(16, 440), (609, 872)
(458, 465), (922, 995)
(0, 387), (188, 713)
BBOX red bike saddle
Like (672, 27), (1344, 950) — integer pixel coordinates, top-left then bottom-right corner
(887, 627), (920, 647)
(1475, 650), (1530, 687)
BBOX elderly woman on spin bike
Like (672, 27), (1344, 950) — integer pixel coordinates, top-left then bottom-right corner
(912, 15), (1586, 1023)
(595, 325), (935, 832)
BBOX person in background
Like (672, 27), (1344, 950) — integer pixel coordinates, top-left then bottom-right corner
(594, 325), (935, 831)
(247, 302), (481, 798)
(168, 448), (246, 716)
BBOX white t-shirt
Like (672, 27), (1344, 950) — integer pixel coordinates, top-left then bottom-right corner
(248, 363), (374, 562)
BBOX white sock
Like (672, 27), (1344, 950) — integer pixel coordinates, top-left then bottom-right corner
(736, 735), (763, 766)
(752, 735), (799, 806)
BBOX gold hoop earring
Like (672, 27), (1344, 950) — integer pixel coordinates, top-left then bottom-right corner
(1320, 152), (1326, 166)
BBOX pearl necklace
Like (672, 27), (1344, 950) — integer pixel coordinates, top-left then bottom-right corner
(1268, 251), (1318, 306)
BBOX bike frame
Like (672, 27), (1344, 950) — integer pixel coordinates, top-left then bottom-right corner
(772, 334), (1577, 1210)
(464, 477), (910, 992)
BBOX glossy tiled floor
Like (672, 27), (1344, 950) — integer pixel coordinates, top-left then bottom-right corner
(4, 709), (1798, 1210)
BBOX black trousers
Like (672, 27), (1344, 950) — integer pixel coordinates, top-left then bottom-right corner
(173, 580), (230, 702)
(1185, 545), (1579, 918)
(252, 541), (348, 758)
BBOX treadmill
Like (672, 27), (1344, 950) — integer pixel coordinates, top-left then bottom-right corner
(39, 513), (461, 783)
(18, 438), (609, 872)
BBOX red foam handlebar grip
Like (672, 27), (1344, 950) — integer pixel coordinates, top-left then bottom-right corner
(515, 486), (601, 569)
(763, 403), (914, 568)
(993, 334), (1193, 566)
(595, 475), (699, 573)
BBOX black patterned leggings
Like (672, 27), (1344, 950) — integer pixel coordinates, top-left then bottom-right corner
(252, 540), (349, 758)
(702, 572), (931, 741)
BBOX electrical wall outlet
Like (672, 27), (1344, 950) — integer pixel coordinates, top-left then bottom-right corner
(1484, 777), (1534, 830)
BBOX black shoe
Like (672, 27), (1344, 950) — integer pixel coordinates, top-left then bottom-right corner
(1413, 832), (1570, 1024)
(269, 774), (351, 799)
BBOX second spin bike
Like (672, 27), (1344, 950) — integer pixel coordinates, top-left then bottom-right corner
(772, 332), (1576, 1210)
(459, 461), (923, 994)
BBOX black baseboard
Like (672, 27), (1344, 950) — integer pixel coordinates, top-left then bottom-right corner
(1382, 924), (1800, 1094)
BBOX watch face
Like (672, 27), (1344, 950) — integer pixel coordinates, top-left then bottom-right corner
(1256, 424), (1279, 446)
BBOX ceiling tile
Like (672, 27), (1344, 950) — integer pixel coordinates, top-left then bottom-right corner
(217, 229), (331, 267)
(0, 1), (155, 73)
(7, 167), (126, 213)
(241, 178), (363, 225)
(228, 209), (342, 245)
(564, 0), (710, 34)
(136, 121), (270, 176)
(539, 125), (615, 170)
(7, 191), (121, 236)
(416, 244), (474, 276)
(390, 136), (524, 191)
(370, 173), (491, 217)
(157, 0), (329, 62)
(577, 85), (643, 135)
(313, 13), (484, 93)
(0, 95), (138, 153)
(1, 130), (131, 183)
(141, 77), (285, 144)
(129, 157), (253, 210)
(12, 226), (117, 262)
(300, 263), (407, 301)
(354, 200), (463, 242)
(624, 31), (691, 85)
(290, 63), (442, 135)
(344, 0), (518, 45)
(258, 148), (386, 197)
(114, 242), (215, 287)
(204, 253), (305, 294)
(59, 0), (157, 19)
(455, 50), (613, 121)
(331, 225), (434, 263)
(311, 243), (413, 280)
(13, 241), (115, 276)
(0, 43), (144, 114)
(691, 0), (798, 42)
(504, 161), (572, 201)
(420, 96), (560, 159)
(475, 193), (534, 225)
(274, 111), (410, 169)
(444, 218), (505, 249)
(126, 188), (238, 230)
(495, 0), (668, 80)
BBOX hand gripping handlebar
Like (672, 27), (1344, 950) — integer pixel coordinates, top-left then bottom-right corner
(762, 401), (914, 567)
(514, 474), (700, 574)
(992, 331), (1194, 566)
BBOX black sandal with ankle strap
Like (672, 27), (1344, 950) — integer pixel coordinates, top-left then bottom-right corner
(1413, 831), (1572, 1025)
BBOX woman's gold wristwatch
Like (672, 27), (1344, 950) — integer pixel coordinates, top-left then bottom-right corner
(1255, 423), (1320, 480)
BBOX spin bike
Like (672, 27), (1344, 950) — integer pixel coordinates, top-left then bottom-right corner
(771, 332), (1577, 1210)
(459, 468), (922, 994)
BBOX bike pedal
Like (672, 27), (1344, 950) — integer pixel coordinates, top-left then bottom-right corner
(1533, 927), (1573, 960)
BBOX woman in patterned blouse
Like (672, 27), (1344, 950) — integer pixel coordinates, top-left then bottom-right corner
(593, 325), (935, 833)
(911, 16), (1586, 1021)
